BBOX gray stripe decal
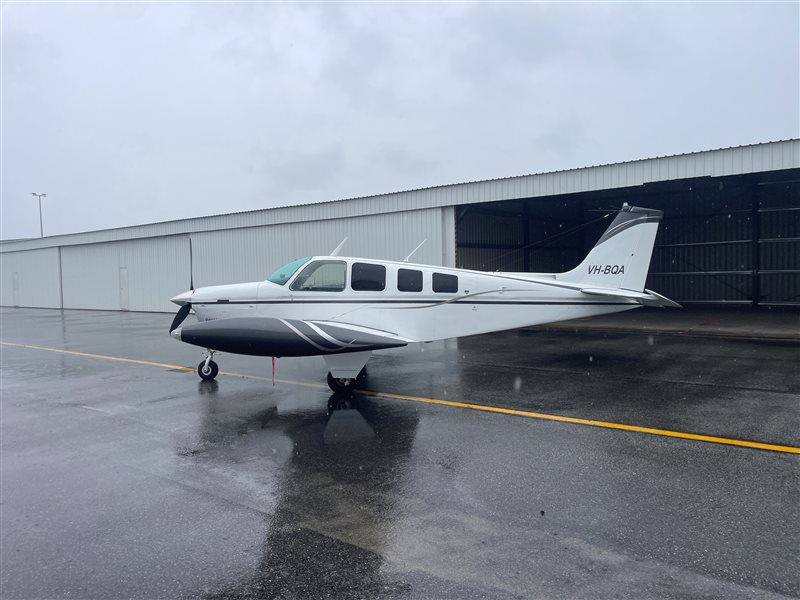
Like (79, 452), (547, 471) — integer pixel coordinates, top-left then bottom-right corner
(595, 215), (660, 246)
(290, 319), (343, 350)
(305, 321), (352, 347)
(278, 319), (338, 352)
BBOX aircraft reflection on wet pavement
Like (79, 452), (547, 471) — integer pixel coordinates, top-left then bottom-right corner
(183, 383), (420, 599)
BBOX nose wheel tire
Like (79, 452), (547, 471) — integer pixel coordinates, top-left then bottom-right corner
(327, 372), (358, 393)
(197, 360), (219, 381)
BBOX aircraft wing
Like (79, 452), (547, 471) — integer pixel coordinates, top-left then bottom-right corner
(172, 316), (412, 357)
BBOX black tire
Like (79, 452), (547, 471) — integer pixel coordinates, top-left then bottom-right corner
(197, 360), (219, 381)
(356, 366), (367, 384)
(327, 372), (358, 393)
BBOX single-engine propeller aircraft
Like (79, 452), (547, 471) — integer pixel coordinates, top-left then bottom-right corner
(169, 204), (679, 392)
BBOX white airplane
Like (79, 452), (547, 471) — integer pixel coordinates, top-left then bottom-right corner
(169, 204), (679, 392)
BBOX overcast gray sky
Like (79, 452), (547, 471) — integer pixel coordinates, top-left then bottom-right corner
(2, 2), (798, 239)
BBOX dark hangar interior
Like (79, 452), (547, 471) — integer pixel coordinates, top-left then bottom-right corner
(455, 168), (799, 306)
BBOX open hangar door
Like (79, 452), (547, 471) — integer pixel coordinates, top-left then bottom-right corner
(455, 169), (799, 306)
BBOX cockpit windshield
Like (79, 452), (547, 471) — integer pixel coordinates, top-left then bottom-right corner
(267, 257), (311, 286)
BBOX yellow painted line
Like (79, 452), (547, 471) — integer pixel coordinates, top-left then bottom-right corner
(356, 389), (800, 455)
(3, 341), (799, 455)
(1, 341), (196, 372)
(0, 341), (322, 389)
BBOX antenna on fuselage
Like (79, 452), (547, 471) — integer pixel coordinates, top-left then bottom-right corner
(403, 239), (427, 262)
(189, 236), (195, 291)
(330, 237), (348, 257)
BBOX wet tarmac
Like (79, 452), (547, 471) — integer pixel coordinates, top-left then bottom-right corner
(1, 307), (798, 599)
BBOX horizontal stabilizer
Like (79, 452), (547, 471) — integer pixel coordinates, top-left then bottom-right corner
(580, 287), (681, 308)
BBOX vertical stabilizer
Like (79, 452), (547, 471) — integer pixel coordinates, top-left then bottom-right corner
(557, 204), (662, 292)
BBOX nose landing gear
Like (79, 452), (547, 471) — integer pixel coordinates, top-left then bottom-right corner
(197, 350), (219, 381)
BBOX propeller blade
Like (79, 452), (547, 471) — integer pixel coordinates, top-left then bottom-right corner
(170, 303), (192, 333)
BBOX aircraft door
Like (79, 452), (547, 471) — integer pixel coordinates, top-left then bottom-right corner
(290, 260), (347, 321)
(12, 272), (19, 307)
(119, 267), (129, 311)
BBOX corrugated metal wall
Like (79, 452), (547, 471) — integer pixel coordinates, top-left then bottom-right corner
(0, 248), (61, 308)
(758, 180), (800, 305)
(2, 141), (797, 256)
(191, 208), (449, 289)
(6, 208), (452, 312)
(61, 236), (191, 312)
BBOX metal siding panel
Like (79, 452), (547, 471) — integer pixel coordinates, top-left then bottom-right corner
(0, 248), (61, 307)
(706, 151), (715, 174)
(61, 244), (120, 310)
(767, 144), (779, 169)
(626, 162), (636, 185)
(441, 206), (456, 267)
(723, 148), (734, 175)
(781, 142), (795, 169)
(635, 161), (646, 185)
(741, 146), (753, 172)
(616, 165), (626, 188)
(532, 175), (541, 197)
(522, 176), (532, 197)
(561, 172), (571, 194)
(731, 147), (741, 173)
(647, 158), (657, 181)
(713, 151), (725, 176)
(117, 236), (191, 311)
(677, 156), (688, 179)
(581, 169), (590, 192)
(611, 165), (622, 188)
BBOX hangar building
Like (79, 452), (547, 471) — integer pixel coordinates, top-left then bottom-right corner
(2, 139), (798, 313)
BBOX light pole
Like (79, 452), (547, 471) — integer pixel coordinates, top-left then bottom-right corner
(31, 193), (46, 237)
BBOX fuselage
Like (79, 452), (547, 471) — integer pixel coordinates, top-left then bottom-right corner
(175, 256), (638, 343)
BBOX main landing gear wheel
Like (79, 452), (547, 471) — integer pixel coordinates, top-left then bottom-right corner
(327, 372), (358, 393)
(326, 367), (366, 393)
(197, 360), (219, 381)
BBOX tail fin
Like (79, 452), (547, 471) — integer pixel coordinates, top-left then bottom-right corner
(557, 204), (662, 292)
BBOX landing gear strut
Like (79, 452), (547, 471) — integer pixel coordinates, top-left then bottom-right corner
(197, 350), (218, 381)
(326, 367), (366, 393)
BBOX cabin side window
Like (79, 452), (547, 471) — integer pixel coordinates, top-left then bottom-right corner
(351, 263), (386, 292)
(432, 272), (458, 293)
(290, 260), (346, 292)
(397, 268), (423, 292)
